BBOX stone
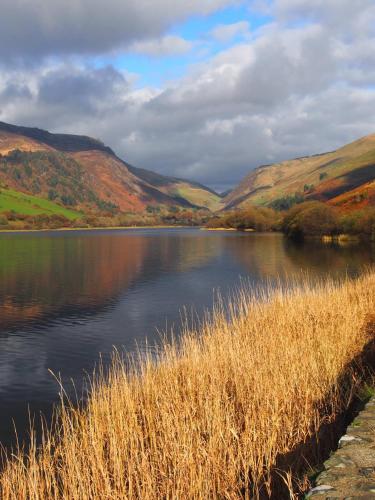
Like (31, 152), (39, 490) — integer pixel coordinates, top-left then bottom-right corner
(307, 397), (375, 498)
(307, 485), (335, 497)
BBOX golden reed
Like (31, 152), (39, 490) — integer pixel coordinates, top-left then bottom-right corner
(1, 273), (375, 499)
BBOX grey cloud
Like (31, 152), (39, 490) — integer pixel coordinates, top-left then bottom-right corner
(274, 0), (373, 23)
(236, 25), (338, 109)
(0, 82), (32, 101)
(0, 0), (235, 62)
(38, 66), (128, 113)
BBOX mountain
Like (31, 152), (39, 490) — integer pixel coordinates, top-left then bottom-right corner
(223, 134), (375, 211)
(0, 121), (219, 218)
(127, 165), (221, 211)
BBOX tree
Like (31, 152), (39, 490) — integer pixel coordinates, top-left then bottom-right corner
(283, 202), (338, 240)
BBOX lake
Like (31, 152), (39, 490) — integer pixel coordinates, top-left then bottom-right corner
(0, 228), (374, 449)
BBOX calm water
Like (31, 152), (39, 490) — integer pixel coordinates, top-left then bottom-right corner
(0, 228), (374, 448)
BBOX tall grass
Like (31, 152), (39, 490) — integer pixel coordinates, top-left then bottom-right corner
(1, 274), (375, 499)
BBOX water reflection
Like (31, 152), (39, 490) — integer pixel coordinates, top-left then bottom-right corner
(0, 233), (147, 329)
(224, 233), (374, 282)
(0, 230), (222, 331)
(0, 229), (373, 448)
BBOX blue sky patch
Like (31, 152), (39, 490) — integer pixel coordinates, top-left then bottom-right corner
(96, 4), (272, 87)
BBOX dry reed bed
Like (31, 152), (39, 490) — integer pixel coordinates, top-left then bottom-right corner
(1, 273), (375, 499)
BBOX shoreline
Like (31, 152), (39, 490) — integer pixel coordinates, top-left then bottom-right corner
(0, 225), (371, 244)
(200, 227), (237, 231)
(0, 224), (191, 234)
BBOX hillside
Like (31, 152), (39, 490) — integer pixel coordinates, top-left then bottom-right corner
(328, 179), (375, 210)
(223, 133), (375, 211)
(0, 121), (219, 219)
(128, 165), (221, 211)
(0, 188), (80, 220)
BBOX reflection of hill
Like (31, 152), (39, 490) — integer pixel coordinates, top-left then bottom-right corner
(224, 233), (375, 282)
(0, 230), (221, 331)
(282, 238), (375, 276)
(223, 234), (298, 281)
(0, 233), (148, 329)
(146, 232), (221, 273)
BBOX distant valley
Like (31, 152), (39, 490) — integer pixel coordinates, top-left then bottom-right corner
(0, 120), (374, 230)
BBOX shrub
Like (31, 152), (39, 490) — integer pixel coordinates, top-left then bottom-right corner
(48, 189), (58, 201)
(270, 193), (304, 211)
(340, 208), (375, 239)
(303, 184), (315, 193)
(206, 207), (279, 231)
(12, 168), (22, 180)
(0, 215), (9, 228)
(61, 195), (76, 206)
(283, 201), (339, 239)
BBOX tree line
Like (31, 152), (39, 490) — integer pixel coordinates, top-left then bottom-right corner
(206, 202), (375, 241)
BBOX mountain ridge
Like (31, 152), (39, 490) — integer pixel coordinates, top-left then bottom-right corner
(0, 121), (114, 154)
(0, 121), (220, 216)
(222, 133), (375, 211)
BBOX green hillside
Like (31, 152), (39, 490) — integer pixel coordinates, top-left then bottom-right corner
(127, 165), (221, 210)
(0, 188), (81, 219)
(223, 133), (375, 211)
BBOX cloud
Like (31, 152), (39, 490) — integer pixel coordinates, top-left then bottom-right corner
(0, 0), (236, 62)
(39, 65), (127, 109)
(129, 36), (193, 57)
(210, 21), (250, 42)
(1, 0), (375, 191)
(273, 0), (375, 25)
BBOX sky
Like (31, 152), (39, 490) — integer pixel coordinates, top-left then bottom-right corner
(0, 0), (374, 192)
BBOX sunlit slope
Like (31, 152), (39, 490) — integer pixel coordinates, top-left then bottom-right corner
(0, 126), (182, 213)
(0, 188), (80, 219)
(127, 165), (221, 210)
(224, 133), (375, 209)
(328, 179), (375, 210)
(0, 122), (219, 213)
(0, 130), (52, 155)
(161, 182), (221, 210)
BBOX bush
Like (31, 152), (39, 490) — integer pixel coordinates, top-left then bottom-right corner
(0, 214), (9, 228)
(270, 193), (304, 211)
(48, 189), (58, 201)
(61, 195), (76, 206)
(283, 202), (339, 240)
(206, 207), (279, 231)
(339, 208), (375, 239)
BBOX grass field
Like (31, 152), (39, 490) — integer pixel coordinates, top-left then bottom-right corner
(0, 188), (81, 220)
(1, 273), (375, 498)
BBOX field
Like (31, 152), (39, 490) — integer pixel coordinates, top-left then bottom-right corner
(0, 188), (81, 220)
(1, 273), (375, 498)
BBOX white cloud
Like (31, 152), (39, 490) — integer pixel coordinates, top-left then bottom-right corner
(210, 21), (250, 42)
(129, 36), (193, 57)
